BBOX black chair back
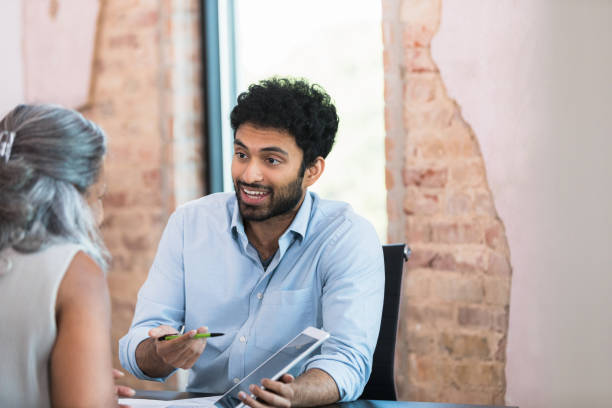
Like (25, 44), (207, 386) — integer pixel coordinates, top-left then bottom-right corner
(360, 243), (410, 401)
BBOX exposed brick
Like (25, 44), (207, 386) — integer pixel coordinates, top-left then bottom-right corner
(453, 363), (503, 387)
(121, 233), (150, 252)
(404, 47), (438, 73)
(439, 332), (491, 360)
(404, 188), (442, 215)
(454, 248), (488, 274)
(415, 137), (446, 159)
(431, 221), (483, 244)
(430, 252), (456, 271)
(403, 269), (431, 298)
(406, 247), (436, 269)
(385, 0), (513, 402)
(485, 222), (509, 252)
(495, 335), (507, 362)
(102, 211), (146, 230)
(403, 304), (454, 327)
(474, 190), (497, 216)
(446, 192), (473, 215)
(487, 251), (512, 276)
(483, 277), (511, 306)
(410, 355), (446, 385)
(449, 160), (487, 188)
(403, 167), (448, 188)
(85, 0), (203, 391)
(404, 100), (455, 130)
(405, 216), (432, 243)
(385, 167), (395, 190)
(405, 75), (438, 104)
(492, 309), (509, 333)
(442, 386), (501, 406)
(103, 191), (128, 207)
(431, 275), (484, 303)
(108, 33), (139, 48)
(458, 306), (492, 328)
(445, 135), (478, 158)
(405, 331), (436, 354)
(142, 168), (161, 187)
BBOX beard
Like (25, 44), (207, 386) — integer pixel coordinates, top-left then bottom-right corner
(234, 174), (305, 222)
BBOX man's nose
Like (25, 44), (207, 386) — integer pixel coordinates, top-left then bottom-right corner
(241, 160), (264, 184)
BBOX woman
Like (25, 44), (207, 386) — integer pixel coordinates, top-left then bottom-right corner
(0, 104), (121, 407)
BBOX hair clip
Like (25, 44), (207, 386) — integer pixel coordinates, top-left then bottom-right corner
(0, 130), (16, 163)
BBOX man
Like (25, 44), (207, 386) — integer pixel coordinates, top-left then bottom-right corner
(119, 78), (384, 407)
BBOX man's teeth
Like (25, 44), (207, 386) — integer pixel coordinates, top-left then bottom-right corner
(244, 188), (266, 196)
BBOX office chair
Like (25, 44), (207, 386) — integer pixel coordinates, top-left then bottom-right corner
(359, 243), (410, 401)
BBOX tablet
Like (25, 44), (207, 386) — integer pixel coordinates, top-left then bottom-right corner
(213, 326), (330, 408)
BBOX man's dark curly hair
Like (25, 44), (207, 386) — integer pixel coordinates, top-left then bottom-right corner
(230, 77), (339, 169)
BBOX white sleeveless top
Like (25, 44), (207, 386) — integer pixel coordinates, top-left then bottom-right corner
(0, 244), (82, 408)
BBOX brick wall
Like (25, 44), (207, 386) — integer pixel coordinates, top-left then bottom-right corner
(382, 0), (512, 404)
(82, 0), (203, 390)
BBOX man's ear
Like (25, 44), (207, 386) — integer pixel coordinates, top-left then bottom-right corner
(303, 157), (325, 188)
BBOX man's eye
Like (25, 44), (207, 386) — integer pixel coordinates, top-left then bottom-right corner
(235, 152), (247, 159)
(266, 157), (280, 165)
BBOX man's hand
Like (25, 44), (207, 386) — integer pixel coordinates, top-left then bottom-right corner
(238, 374), (295, 408)
(149, 325), (209, 369)
(113, 369), (135, 398)
(238, 368), (340, 408)
(135, 324), (209, 378)
(114, 369), (134, 408)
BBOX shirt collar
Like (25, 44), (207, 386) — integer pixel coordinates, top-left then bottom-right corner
(230, 190), (313, 244)
(285, 190), (312, 241)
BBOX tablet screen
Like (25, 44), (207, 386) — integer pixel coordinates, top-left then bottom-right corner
(214, 330), (327, 408)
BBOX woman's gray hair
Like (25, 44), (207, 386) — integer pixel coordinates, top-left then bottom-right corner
(0, 104), (109, 270)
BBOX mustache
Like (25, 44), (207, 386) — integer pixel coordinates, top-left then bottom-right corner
(236, 181), (272, 193)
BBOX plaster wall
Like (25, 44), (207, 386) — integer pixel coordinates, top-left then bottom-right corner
(432, 1), (612, 407)
(0, 2), (24, 116)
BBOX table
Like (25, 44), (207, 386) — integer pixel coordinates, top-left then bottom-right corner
(131, 390), (517, 408)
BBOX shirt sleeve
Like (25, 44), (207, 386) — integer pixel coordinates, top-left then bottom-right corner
(118, 210), (186, 382)
(303, 216), (385, 401)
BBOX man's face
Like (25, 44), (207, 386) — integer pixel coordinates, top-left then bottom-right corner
(232, 123), (307, 222)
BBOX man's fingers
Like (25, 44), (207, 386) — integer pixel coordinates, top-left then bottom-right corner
(248, 384), (291, 408)
(113, 368), (124, 379)
(161, 336), (206, 368)
(115, 384), (135, 397)
(170, 344), (203, 369)
(148, 325), (179, 338)
(261, 378), (293, 397)
(279, 373), (294, 384)
(238, 391), (266, 408)
(196, 326), (209, 334)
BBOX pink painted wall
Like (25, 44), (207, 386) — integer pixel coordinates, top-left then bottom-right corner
(23, 0), (99, 108)
(0, 2), (24, 116)
(432, 1), (612, 407)
(0, 0), (98, 115)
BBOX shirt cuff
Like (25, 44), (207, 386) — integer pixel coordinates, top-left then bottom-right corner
(119, 326), (177, 382)
(305, 359), (360, 402)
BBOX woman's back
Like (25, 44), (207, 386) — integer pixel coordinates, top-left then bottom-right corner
(0, 104), (116, 407)
(0, 244), (82, 408)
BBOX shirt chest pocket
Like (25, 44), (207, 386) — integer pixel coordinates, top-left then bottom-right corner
(254, 288), (316, 353)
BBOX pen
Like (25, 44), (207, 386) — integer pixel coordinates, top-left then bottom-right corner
(158, 332), (225, 341)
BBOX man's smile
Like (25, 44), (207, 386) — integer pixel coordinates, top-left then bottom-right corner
(239, 184), (271, 205)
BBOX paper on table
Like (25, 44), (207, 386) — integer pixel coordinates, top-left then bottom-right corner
(119, 395), (220, 408)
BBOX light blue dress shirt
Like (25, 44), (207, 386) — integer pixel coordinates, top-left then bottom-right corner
(119, 191), (384, 401)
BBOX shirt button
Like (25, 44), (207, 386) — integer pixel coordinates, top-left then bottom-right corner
(256, 293), (263, 300)
(239, 336), (247, 343)
(233, 377), (240, 384)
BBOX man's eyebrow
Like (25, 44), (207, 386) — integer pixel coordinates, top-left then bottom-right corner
(260, 146), (288, 156)
(234, 139), (248, 150)
(233, 139), (288, 157)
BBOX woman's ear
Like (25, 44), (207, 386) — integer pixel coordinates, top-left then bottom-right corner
(303, 157), (325, 188)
